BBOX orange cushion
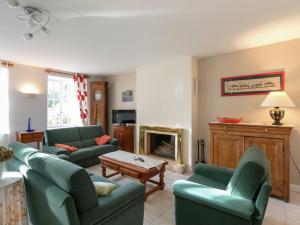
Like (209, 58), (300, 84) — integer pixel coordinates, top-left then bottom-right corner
(95, 135), (112, 145)
(55, 143), (78, 152)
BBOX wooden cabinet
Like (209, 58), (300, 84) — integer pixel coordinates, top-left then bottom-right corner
(209, 122), (293, 201)
(112, 125), (134, 152)
(213, 134), (244, 169)
(90, 82), (108, 134)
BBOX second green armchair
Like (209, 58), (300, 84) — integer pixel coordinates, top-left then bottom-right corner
(173, 146), (271, 225)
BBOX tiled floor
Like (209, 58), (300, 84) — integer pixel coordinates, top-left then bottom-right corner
(88, 165), (300, 225)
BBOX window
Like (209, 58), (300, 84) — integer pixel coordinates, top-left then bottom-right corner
(47, 76), (82, 128)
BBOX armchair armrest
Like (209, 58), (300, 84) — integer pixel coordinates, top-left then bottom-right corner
(194, 163), (234, 185)
(173, 180), (254, 220)
(108, 138), (119, 147)
(43, 145), (70, 156)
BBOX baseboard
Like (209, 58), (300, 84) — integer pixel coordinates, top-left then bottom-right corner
(290, 184), (300, 193)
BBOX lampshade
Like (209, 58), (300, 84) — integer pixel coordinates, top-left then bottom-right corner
(261, 91), (295, 107)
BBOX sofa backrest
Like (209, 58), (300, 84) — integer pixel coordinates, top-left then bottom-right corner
(226, 146), (268, 200)
(44, 125), (106, 148)
(9, 142), (38, 164)
(44, 127), (82, 148)
(78, 125), (105, 147)
(26, 152), (98, 212)
(8, 142), (82, 225)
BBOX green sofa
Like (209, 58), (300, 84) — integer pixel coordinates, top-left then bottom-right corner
(43, 125), (118, 167)
(7, 142), (145, 225)
(173, 146), (271, 225)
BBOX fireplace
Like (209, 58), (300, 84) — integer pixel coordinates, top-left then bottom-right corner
(139, 125), (186, 173)
(149, 133), (176, 159)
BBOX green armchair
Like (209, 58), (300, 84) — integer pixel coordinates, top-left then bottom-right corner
(173, 146), (271, 225)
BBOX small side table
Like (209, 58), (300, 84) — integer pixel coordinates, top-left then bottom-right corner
(0, 171), (29, 225)
(16, 131), (44, 150)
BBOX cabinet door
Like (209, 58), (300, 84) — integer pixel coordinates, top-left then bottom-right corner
(213, 134), (244, 169)
(123, 127), (134, 152)
(113, 129), (124, 149)
(245, 137), (284, 198)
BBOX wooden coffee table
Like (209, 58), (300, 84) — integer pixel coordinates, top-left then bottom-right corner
(99, 151), (168, 200)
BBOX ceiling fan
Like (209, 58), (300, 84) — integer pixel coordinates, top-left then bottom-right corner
(6, 0), (51, 40)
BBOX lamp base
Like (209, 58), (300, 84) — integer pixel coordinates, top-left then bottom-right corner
(269, 107), (284, 126)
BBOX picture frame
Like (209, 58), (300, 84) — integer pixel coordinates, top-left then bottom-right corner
(221, 71), (284, 96)
(122, 89), (133, 102)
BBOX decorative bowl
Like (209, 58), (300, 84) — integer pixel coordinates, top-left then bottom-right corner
(217, 117), (243, 124)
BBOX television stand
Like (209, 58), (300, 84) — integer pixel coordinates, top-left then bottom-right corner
(112, 125), (135, 152)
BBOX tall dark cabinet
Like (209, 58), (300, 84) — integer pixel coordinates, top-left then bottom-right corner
(90, 81), (108, 134)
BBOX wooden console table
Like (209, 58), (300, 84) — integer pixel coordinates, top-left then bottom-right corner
(16, 131), (44, 150)
(209, 122), (293, 201)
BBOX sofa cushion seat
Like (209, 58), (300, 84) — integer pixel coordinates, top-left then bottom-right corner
(93, 144), (116, 156)
(69, 147), (96, 162)
(188, 174), (227, 190)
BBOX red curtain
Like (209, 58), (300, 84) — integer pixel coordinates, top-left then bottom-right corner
(73, 74), (88, 125)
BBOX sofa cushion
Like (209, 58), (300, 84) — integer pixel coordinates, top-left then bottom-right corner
(78, 125), (105, 148)
(226, 146), (268, 200)
(93, 182), (118, 196)
(27, 152), (98, 212)
(69, 147), (96, 162)
(94, 145), (117, 156)
(44, 127), (82, 148)
(95, 135), (112, 145)
(55, 144), (78, 152)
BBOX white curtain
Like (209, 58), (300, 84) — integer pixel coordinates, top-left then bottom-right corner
(0, 67), (10, 147)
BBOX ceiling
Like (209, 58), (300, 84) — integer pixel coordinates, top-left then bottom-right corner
(1, 0), (300, 75)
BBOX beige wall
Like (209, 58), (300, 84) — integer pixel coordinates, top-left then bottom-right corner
(198, 38), (300, 185)
(102, 74), (136, 135)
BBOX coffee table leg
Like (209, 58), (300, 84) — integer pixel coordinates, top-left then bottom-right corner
(159, 166), (166, 189)
(102, 166), (107, 178)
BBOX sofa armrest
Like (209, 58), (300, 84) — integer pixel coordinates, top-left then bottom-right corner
(43, 145), (70, 156)
(194, 163), (234, 185)
(173, 180), (254, 220)
(108, 138), (119, 147)
(80, 181), (145, 225)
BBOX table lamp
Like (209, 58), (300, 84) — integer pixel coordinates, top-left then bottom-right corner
(261, 91), (295, 125)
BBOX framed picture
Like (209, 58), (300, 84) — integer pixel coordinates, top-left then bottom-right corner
(221, 71), (284, 96)
(122, 90), (133, 102)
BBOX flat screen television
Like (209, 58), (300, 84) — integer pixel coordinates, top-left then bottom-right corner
(112, 110), (136, 125)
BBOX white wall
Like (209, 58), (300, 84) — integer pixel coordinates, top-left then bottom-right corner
(9, 64), (48, 142)
(136, 56), (198, 168)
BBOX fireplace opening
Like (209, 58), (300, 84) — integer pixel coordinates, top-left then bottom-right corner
(149, 133), (175, 160)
